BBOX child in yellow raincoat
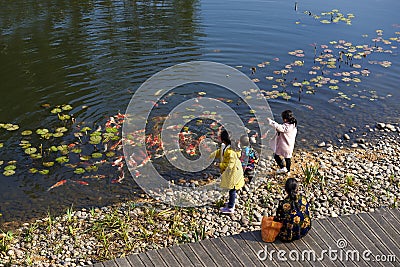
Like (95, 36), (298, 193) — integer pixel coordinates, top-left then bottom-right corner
(210, 130), (245, 214)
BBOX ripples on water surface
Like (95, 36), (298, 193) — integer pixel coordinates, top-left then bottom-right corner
(0, 0), (399, 222)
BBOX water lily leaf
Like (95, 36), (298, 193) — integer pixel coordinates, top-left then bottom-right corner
(51, 108), (62, 114)
(53, 132), (64, 138)
(39, 169), (49, 175)
(50, 146), (58, 152)
(56, 127), (68, 133)
(80, 155), (91, 161)
(29, 168), (38, 174)
(0, 143), (3, 148)
(0, 161), (3, 165)
(43, 162), (54, 167)
(57, 145), (68, 151)
(91, 152), (103, 159)
(71, 148), (82, 154)
(58, 114), (71, 121)
(6, 124), (19, 131)
(198, 92), (206, 96)
(89, 136), (102, 145)
(56, 156), (69, 164)
(74, 168), (85, 174)
(106, 127), (118, 133)
(62, 104), (73, 111)
(4, 165), (16, 171)
(90, 131), (101, 137)
(81, 127), (92, 133)
(36, 128), (49, 135)
(21, 130), (33, 136)
(30, 153), (42, 159)
(25, 147), (37, 155)
(3, 170), (15, 176)
(85, 165), (98, 172)
(106, 151), (115, 157)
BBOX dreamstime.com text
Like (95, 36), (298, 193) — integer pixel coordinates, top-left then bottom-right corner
(257, 239), (396, 263)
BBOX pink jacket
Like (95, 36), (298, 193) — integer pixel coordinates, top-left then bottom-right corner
(269, 120), (297, 158)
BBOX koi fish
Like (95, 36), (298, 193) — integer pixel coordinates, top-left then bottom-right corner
(47, 179), (67, 191)
(110, 139), (122, 151)
(82, 175), (106, 179)
(137, 155), (151, 168)
(112, 156), (124, 166)
(111, 171), (125, 184)
(75, 180), (89, 186)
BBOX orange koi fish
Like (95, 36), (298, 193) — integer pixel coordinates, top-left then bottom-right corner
(75, 180), (89, 186)
(47, 179), (67, 191)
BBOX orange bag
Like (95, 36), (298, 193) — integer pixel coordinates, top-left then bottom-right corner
(261, 216), (283, 242)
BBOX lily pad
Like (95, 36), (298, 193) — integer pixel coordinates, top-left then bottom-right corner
(30, 153), (42, 159)
(53, 132), (64, 138)
(3, 170), (15, 176)
(0, 161), (3, 165)
(57, 145), (68, 151)
(85, 165), (98, 172)
(56, 156), (69, 164)
(51, 108), (62, 114)
(71, 148), (82, 154)
(29, 168), (38, 174)
(43, 162), (55, 167)
(80, 155), (91, 161)
(36, 128), (49, 135)
(89, 136), (102, 145)
(24, 147), (37, 155)
(74, 168), (85, 174)
(50, 146), (58, 152)
(5, 124), (19, 131)
(4, 165), (16, 171)
(106, 151), (115, 157)
(81, 127), (92, 133)
(39, 169), (49, 175)
(106, 127), (118, 133)
(58, 114), (71, 121)
(56, 127), (68, 133)
(62, 104), (73, 111)
(21, 130), (33, 136)
(91, 152), (103, 159)
(0, 143), (3, 148)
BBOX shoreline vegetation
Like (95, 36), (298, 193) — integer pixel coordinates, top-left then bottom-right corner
(1, 122), (399, 267)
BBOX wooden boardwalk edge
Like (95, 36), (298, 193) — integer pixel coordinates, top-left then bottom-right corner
(90, 208), (399, 267)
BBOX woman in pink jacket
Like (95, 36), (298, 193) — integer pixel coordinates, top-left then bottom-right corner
(268, 110), (297, 174)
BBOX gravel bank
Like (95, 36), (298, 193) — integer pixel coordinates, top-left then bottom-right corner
(1, 122), (399, 267)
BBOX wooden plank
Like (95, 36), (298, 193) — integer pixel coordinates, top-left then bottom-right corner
(212, 238), (243, 265)
(125, 254), (145, 267)
(386, 208), (400, 223)
(356, 212), (400, 256)
(114, 256), (135, 267)
(298, 233), (330, 267)
(152, 247), (182, 267)
(103, 260), (119, 267)
(178, 243), (205, 267)
(168, 245), (194, 267)
(145, 249), (167, 267)
(338, 215), (386, 267)
(199, 238), (230, 267)
(374, 209), (400, 236)
(310, 220), (346, 267)
(249, 231), (284, 267)
(295, 234), (324, 267)
(238, 231), (271, 266)
(138, 252), (155, 267)
(289, 237), (319, 267)
(187, 241), (218, 267)
(321, 216), (362, 267)
(229, 234), (271, 266)
(92, 263), (105, 267)
(220, 235), (260, 266)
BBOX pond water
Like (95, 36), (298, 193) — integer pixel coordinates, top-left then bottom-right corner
(0, 0), (399, 223)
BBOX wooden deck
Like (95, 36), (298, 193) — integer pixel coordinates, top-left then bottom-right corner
(91, 208), (399, 266)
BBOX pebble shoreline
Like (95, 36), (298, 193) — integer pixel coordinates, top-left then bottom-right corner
(0, 122), (399, 267)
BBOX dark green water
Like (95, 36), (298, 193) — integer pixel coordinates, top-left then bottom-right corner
(0, 0), (399, 223)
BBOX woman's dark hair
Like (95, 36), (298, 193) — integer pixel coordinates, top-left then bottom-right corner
(220, 129), (231, 146)
(285, 178), (299, 210)
(282, 110), (297, 127)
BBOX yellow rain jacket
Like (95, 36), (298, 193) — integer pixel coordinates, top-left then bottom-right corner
(210, 145), (245, 190)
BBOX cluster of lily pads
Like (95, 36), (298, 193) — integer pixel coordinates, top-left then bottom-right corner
(300, 8), (355, 25)
(247, 28), (398, 109)
(0, 104), (124, 190)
